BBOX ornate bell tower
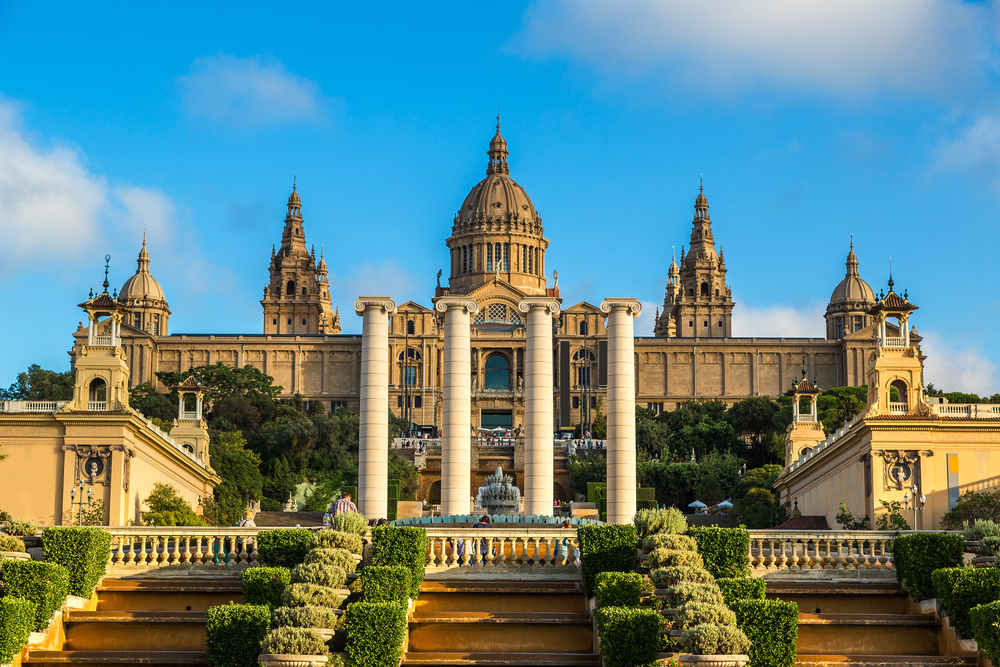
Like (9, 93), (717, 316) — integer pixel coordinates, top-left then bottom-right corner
(866, 278), (924, 416)
(784, 372), (825, 463)
(170, 376), (211, 465)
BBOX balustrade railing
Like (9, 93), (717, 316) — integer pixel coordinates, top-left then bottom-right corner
(88, 401), (108, 411)
(106, 527), (263, 570)
(933, 403), (1000, 419)
(0, 400), (68, 413)
(747, 530), (902, 573)
(423, 527), (579, 571)
(882, 336), (906, 348)
(795, 414), (817, 423)
(91, 335), (114, 347)
(180, 411), (200, 421)
(889, 402), (909, 415)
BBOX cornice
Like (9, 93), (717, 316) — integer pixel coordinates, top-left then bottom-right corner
(600, 298), (642, 317)
(517, 297), (561, 317)
(353, 297), (397, 316)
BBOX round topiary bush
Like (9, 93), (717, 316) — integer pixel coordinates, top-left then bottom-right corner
(663, 582), (725, 608)
(677, 602), (737, 630)
(283, 583), (345, 609)
(260, 626), (329, 656)
(272, 605), (342, 630)
(332, 512), (368, 536)
(291, 563), (347, 588)
(681, 623), (750, 655)
(304, 547), (356, 573)
(312, 530), (363, 555)
(0, 534), (26, 552)
(634, 507), (687, 538)
(646, 547), (704, 570)
(650, 566), (715, 589)
(642, 533), (697, 553)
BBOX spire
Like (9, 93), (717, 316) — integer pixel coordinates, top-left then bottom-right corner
(888, 257), (894, 292)
(695, 178), (709, 218)
(102, 254), (111, 294)
(845, 236), (859, 277)
(137, 234), (150, 273)
(487, 116), (510, 176)
(279, 181), (308, 257)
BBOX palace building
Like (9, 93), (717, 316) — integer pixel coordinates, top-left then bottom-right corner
(74, 121), (887, 435)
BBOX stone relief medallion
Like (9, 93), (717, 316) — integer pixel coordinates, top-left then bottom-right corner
(69, 445), (113, 486)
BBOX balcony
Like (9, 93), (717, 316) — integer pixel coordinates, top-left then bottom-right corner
(882, 336), (906, 348)
(933, 403), (1000, 419)
(88, 401), (108, 411)
(0, 400), (68, 413)
(180, 411), (200, 421)
(796, 414), (818, 422)
(91, 335), (114, 347)
(889, 402), (908, 415)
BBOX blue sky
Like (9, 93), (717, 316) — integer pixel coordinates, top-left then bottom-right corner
(1, 1), (998, 393)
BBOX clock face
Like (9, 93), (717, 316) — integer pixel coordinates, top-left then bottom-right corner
(890, 462), (912, 484)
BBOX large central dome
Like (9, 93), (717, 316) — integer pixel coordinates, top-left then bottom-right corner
(445, 120), (549, 296)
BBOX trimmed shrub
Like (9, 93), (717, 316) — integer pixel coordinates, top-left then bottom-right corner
(260, 626), (329, 656)
(0, 597), (36, 663)
(5, 520), (37, 536)
(313, 529), (363, 555)
(332, 511), (368, 536)
(256, 528), (314, 568)
(272, 605), (342, 630)
(950, 568), (1000, 638)
(41, 527), (112, 598)
(284, 583), (345, 608)
(731, 599), (799, 667)
(369, 526), (428, 599)
(663, 582), (725, 608)
(677, 601), (737, 629)
(595, 605), (662, 667)
(241, 566), (290, 608)
(578, 524), (639, 597)
(304, 547), (356, 573)
(291, 562), (347, 588)
(892, 533), (964, 601)
(361, 565), (411, 604)
(635, 507), (687, 538)
(0, 534), (26, 552)
(931, 567), (966, 615)
(345, 601), (408, 667)
(686, 527), (750, 579)
(717, 577), (767, 607)
(650, 566), (715, 588)
(971, 601), (1000, 666)
(595, 572), (643, 608)
(963, 519), (1000, 540)
(642, 533), (697, 553)
(2, 560), (70, 630)
(205, 603), (270, 667)
(681, 623), (751, 655)
(647, 547), (704, 569)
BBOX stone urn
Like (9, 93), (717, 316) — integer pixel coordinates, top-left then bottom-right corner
(258, 654), (329, 667)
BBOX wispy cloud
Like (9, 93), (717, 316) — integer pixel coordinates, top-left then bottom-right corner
(732, 301), (826, 338)
(178, 55), (324, 126)
(512, 0), (991, 100)
(112, 185), (175, 242)
(936, 113), (1000, 193)
(921, 331), (998, 396)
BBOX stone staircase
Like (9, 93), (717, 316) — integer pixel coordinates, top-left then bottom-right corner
(768, 581), (978, 667)
(402, 578), (599, 666)
(23, 577), (242, 666)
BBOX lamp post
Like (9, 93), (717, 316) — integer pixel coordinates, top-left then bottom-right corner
(903, 484), (926, 529)
(69, 482), (93, 526)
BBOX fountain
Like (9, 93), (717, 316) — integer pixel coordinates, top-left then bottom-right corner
(475, 465), (521, 515)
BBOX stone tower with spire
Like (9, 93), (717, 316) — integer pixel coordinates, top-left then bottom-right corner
(825, 238), (875, 339)
(261, 181), (340, 334)
(444, 118), (549, 295)
(119, 234), (170, 335)
(655, 183), (734, 337)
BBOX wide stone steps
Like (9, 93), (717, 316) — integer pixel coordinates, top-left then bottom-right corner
(61, 610), (207, 651)
(768, 581), (909, 615)
(795, 655), (977, 667)
(22, 650), (209, 667)
(797, 613), (940, 656)
(401, 651), (602, 666)
(95, 577), (242, 611)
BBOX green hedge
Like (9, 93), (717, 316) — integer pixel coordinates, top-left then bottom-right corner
(0, 598), (36, 663)
(892, 533), (964, 601)
(650, 566), (715, 588)
(731, 599), (798, 667)
(313, 529), (363, 554)
(241, 566), (291, 608)
(256, 529), (314, 567)
(948, 568), (1000, 638)
(345, 601), (408, 667)
(41, 526), (112, 598)
(686, 527), (750, 579)
(595, 605), (662, 667)
(971, 601), (1000, 666)
(578, 524), (639, 597)
(284, 583), (345, 608)
(206, 603), (270, 667)
(931, 567), (965, 616)
(291, 563), (347, 588)
(361, 565), (411, 604)
(304, 546), (356, 572)
(717, 577), (767, 607)
(646, 547), (704, 569)
(369, 526), (428, 599)
(1, 560), (70, 631)
(634, 507), (687, 538)
(594, 572), (643, 608)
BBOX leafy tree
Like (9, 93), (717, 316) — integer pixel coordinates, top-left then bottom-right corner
(736, 487), (781, 528)
(636, 407), (671, 460)
(389, 453), (418, 500)
(1, 364), (74, 400)
(727, 397), (788, 467)
(941, 490), (1000, 529)
(569, 454), (607, 497)
(875, 500), (910, 531)
(204, 431), (264, 525)
(156, 363), (282, 403)
(590, 400), (607, 439)
(129, 382), (176, 422)
(816, 386), (868, 434)
(143, 483), (206, 526)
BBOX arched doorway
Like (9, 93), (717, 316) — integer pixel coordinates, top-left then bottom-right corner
(427, 480), (442, 505)
(88, 378), (107, 409)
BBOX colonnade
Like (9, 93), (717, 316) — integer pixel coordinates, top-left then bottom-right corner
(354, 294), (641, 524)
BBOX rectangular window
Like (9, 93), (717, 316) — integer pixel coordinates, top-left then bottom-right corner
(527, 247), (533, 274)
(397, 395), (403, 408)
(572, 396), (580, 409)
(486, 242), (493, 271)
(404, 366), (417, 386)
(414, 396), (422, 408)
(330, 400), (347, 412)
(854, 316), (864, 331)
(504, 243), (509, 271)
(591, 397), (597, 409)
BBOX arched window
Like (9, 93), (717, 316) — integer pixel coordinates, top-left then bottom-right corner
(406, 320), (415, 335)
(286, 280), (296, 295)
(890, 379), (908, 409)
(579, 321), (588, 336)
(398, 348), (422, 386)
(700, 282), (710, 297)
(183, 394), (197, 412)
(484, 353), (511, 390)
(573, 349), (596, 386)
(88, 378), (107, 406)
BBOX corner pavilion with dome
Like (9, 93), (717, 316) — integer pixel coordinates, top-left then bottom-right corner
(73, 119), (903, 503)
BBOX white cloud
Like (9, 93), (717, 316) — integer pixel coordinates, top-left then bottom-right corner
(513, 0), (990, 100)
(936, 114), (1000, 192)
(112, 185), (175, 242)
(920, 331), (998, 396)
(635, 300), (658, 336)
(732, 302), (826, 338)
(0, 99), (106, 265)
(336, 260), (428, 333)
(178, 55), (323, 125)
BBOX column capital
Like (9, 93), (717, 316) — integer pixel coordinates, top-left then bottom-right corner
(517, 297), (561, 316)
(354, 296), (397, 316)
(600, 298), (642, 317)
(433, 296), (479, 315)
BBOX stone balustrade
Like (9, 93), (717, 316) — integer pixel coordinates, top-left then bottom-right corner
(889, 402), (909, 414)
(423, 527), (579, 571)
(747, 530), (903, 575)
(882, 336), (906, 348)
(0, 400), (68, 413)
(91, 335), (114, 347)
(933, 403), (1000, 419)
(106, 527), (264, 570)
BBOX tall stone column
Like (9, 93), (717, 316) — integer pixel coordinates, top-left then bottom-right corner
(433, 297), (479, 516)
(354, 297), (396, 520)
(518, 297), (561, 516)
(600, 298), (642, 525)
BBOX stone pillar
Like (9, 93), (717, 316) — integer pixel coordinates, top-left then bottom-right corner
(433, 297), (479, 516)
(601, 298), (642, 525)
(354, 297), (396, 520)
(518, 297), (561, 516)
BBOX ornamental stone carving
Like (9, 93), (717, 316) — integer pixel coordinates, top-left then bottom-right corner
(600, 298), (642, 317)
(354, 296), (397, 316)
(517, 297), (561, 317)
